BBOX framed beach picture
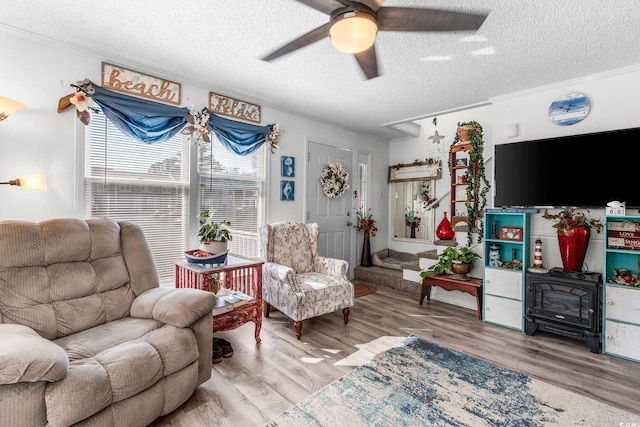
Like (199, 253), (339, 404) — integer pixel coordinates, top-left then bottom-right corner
(281, 156), (295, 177)
(280, 180), (294, 201)
(500, 226), (523, 241)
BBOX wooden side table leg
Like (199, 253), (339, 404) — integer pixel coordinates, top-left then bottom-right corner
(254, 318), (262, 343)
(475, 289), (483, 320)
(420, 283), (432, 304)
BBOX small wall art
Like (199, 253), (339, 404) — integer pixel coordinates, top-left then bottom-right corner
(101, 62), (181, 105)
(209, 91), (261, 123)
(281, 156), (295, 177)
(388, 160), (441, 183)
(280, 180), (294, 201)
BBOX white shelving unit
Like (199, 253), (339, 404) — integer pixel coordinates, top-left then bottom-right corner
(483, 211), (531, 331)
(602, 215), (640, 362)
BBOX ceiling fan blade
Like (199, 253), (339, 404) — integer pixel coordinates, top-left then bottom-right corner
(261, 23), (331, 61)
(378, 7), (488, 32)
(297, 0), (349, 14)
(353, 44), (379, 80)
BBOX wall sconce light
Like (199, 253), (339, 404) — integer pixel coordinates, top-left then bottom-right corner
(1, 170), (47, 191)
(0, 96), (26, 121)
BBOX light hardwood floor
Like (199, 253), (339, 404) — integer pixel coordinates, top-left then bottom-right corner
(151, 282), (640, 426)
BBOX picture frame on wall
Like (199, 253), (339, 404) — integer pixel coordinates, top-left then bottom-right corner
(281, 156), (295, 177)
(500, 226), (523, 241)
(280, 180), (294, 201)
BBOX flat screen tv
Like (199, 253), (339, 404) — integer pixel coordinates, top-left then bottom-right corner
(494, 126), (640, 209)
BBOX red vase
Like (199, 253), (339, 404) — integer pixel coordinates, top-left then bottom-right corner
(557, 226), (590, 272)
(436, 212), (455, 240)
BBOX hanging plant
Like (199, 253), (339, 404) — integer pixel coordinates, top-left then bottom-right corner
(320, 163), (350, 198)
(450, 120), (491, 245)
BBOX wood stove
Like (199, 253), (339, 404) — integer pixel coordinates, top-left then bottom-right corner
(524, 268), (602, 353)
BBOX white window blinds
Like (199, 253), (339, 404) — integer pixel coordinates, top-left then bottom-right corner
(84, 111), (189, 283)
(83, 110), (266, 284)
(197, 139), (265, 259)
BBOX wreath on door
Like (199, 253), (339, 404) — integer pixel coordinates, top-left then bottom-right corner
(320, 162), (350, 199)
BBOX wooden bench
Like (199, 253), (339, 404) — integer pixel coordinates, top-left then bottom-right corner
(420, 274), (483, 320)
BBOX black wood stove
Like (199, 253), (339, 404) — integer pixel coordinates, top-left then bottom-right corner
(524, 268), (602, 353)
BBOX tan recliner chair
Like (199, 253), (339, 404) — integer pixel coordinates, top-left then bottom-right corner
(0, 217), (216, 427)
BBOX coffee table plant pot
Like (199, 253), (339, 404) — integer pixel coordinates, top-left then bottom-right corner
(198, 210), (232, 254)
(541, 208), (603, 272)
(421, 246), (481, 281)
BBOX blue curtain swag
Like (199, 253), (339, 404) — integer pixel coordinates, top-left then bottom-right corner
(63, 79), (279, 156)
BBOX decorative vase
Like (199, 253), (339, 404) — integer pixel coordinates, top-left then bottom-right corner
(436, 212), (455, 240)
(361, 230), (372, 267)
(557, 226), (590, 272)
(199, 240), (228, 254)
(451, 261), (473, 281)
(410, 227), (417, 239)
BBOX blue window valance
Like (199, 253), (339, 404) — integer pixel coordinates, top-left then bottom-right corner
(76, 80), (276, 156)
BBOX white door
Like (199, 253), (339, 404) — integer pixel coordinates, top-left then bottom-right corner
(307, 142), (353, 276)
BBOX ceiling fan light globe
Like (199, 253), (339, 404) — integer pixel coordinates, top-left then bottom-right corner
(329, 13), (378, 53)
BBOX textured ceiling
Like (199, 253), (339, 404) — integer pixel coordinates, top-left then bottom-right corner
(2, 0), (640, 139)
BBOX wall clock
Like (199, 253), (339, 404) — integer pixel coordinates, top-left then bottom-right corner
(548, 92), (591, 126)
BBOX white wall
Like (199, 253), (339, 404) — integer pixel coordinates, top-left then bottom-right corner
(0, 31), (390, 265)
(390, 65), (640, 276)
(388, 105), (493, 256)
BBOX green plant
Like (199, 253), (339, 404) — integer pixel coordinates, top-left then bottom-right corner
(420, 246), (481, 276)
(450, 121), (490, 245)
(541, 208), (603, 233)
(198, 210), (232, 242)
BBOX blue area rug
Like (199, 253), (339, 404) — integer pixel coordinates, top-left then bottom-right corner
(265, 336), (636, 426)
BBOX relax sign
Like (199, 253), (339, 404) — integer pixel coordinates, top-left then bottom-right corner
(101, 62), (181, 105)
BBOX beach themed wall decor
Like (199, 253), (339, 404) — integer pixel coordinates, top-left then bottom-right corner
(281, 156), (295, 177)
(280, 180), (294, 201)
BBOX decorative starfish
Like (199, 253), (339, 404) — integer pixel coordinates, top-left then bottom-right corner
(428, 130), (445, 144)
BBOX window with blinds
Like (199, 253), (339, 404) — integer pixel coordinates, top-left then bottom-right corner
(83, 110), (266, 284)
(197, 139), (265, 260)
(84, 111), (188, 283)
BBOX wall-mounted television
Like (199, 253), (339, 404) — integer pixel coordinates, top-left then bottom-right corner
(494, 126), (640, 209)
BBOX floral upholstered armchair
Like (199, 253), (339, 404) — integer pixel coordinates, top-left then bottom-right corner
(259, 221), (354, 339)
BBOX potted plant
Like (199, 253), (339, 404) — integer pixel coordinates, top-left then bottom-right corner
(198, 210), (232, 253)
(420, 245), (481, 280)
(449, 121), (491, 245)
(542, 208), (603, 272)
